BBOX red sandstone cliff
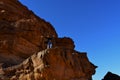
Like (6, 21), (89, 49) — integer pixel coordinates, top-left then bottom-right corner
(0, 0), (97, 80)
(0, 0), (57, 67)
(1, 48), (96, 80)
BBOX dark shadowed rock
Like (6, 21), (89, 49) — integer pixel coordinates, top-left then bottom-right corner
(102, 72), (120, 80)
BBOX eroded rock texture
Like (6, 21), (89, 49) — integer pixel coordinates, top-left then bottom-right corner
(0, 0), (97, 80)
(0, 0), (57, 67)
(0, 48), (96, 80)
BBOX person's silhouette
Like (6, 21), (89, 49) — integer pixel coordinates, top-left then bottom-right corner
(45, 37), (53, 49)
(47, 39), (52, 49)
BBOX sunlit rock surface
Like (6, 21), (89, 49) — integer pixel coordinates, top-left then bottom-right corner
(0, 0), (97, 80)
(0, 0), (57, 67)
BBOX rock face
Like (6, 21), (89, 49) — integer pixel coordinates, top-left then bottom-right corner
(0, 0), (57, 67)
(0, 48), (96, 80)
(102, 72), (120, 80)
(0, 0), (97, 80)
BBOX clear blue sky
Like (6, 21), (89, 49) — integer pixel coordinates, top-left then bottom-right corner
(19, 0), (120, 80)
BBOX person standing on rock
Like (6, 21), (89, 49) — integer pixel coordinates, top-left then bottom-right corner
(47, 37), (52, 49)
(44, 35), (55, 49)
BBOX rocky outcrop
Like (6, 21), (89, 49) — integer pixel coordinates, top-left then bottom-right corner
(102, 72), (120, 80)
(0, 0), (57, 67)
(0, 0), (97, 80)
(53, 37), (75, 49)
(0, 48), (96, 80)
